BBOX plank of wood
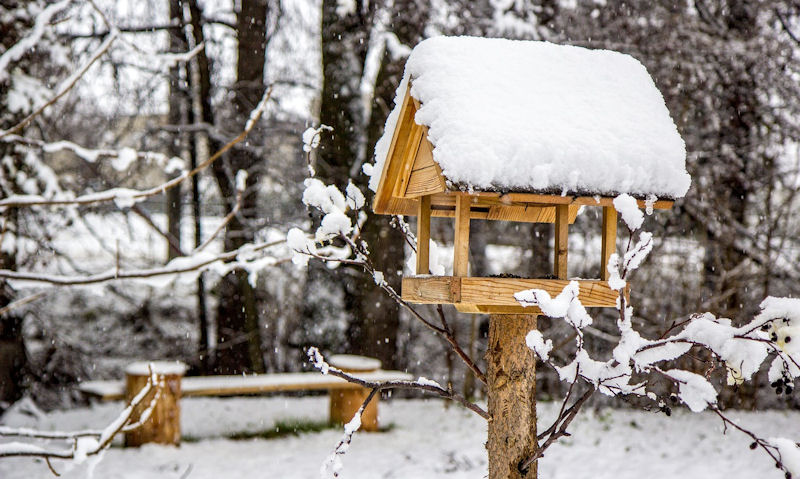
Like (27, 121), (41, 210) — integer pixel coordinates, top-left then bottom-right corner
(600, 206), (618, 280)
(372, 86), (415, 214)
(455, 303), (542, 315)
(500, 192), (673, 210)
(402, 276), (619, 310)
(453, 194), (471, 276)
(79, 371), (415, 400)
(392, 121), (426, 198)
(404, 135), (446, 197)
(554, 204), (569, 279)
(406, 165), (447, 197)
(416, 195), (431, 274)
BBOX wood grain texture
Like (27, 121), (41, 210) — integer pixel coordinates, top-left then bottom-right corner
(554, 204), (569, 279)
(453, 194), (471, 277)
(124, 371), (183, 447)
(372, 86), (415, 214)
(487, 314), (537, 479)
(402, 276), (619, 312)
(80, 371), (414, 400)
(416, 196), (431, 274)
(601, 206), (618, 280)
(405, 135), (446, 197)
(392, 121), (426, 198)
(328, 360), (380, 432)
(329, 388), (379, 432)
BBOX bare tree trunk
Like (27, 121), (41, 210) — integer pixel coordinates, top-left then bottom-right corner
(213, 0), (268, 374)
(165, 0), (186, 262)
(184, 0), (213, 373)
(487, 314), (537, 479)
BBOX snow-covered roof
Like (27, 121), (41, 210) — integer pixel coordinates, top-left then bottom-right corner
(369, 36), (690, 199)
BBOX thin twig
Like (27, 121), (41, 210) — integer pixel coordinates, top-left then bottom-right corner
(309, 348), (488, 419)
(194, 186), (244, 253)
(0, 238), (285, 286)
(0, 292), (46, 316)
(0, 87), (273, 209)
(0, 31), (119, 139)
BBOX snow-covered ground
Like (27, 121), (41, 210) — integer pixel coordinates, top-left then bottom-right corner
(0, 396), (794, 478)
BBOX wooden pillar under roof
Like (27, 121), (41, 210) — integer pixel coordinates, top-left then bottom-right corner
(453, 194), (471, 277)
(600, 206), (618, 280)
(554, 204), (569, 279)
(416, 195), (431, 275)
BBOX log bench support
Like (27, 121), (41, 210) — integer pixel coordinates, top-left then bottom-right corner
(124, 361), (186, 447)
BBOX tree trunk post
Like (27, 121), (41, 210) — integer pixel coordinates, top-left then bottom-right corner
(124, 361), (186, 447)
(487, 314), (538, 479)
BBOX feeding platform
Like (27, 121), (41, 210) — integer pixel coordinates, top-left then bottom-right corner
(369, 37), (690, 315)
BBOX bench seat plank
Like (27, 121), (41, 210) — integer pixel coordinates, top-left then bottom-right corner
(79, 370), (415, 401)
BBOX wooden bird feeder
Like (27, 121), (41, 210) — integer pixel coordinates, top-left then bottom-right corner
(370, 37), (689, 317)
(370, 37), (690, 479)
(372, 86), (676, 315)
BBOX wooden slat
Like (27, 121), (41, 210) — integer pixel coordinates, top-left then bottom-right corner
(406, 166), (447, 197)
(392, 122), (426, 198)
(453, 194), (471, 277)
(402, 276), (619, 312)
(455, 304), (543, 315)
(554, 205), (569, 279)
(404, 136), (446, 197)
(416, 195), (431, 274)
(501, 192), (674, 210)
(372, 86), (415, 214)
(79, 371), (415, 401)
(600, 206), (618, 280)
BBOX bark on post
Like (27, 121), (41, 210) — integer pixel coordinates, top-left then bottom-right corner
(124, 361), (186, 447)
(487, 314), (538, 479)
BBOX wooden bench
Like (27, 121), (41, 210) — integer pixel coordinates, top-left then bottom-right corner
(78, 355), (412, 446)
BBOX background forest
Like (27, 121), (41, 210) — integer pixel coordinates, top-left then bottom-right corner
(2, 0), (800, 417)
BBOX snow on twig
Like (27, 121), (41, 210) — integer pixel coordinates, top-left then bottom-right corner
(0, 87), (273, 210)
(0, 238), (286, 287)
(0, 368), (162, 471)
(1, 29), (119, 139)
(513, 193), (800, 477)
(0, 0), (72, 83)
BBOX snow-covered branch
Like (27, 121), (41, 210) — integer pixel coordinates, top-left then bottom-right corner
(0, 238), (286, 287)
(0, 369), (162, 473)
(288, 130), (487, 385)
(0, 87), (272, 210)
(307, 347), (487, 419)
(0, 29), (119, 140)
(308, 347), (487, 478)
(513, 196), (800, 477)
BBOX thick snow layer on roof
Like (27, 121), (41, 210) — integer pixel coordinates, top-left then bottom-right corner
(369, 36), (691, 198)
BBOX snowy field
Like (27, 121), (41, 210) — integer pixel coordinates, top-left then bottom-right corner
(0, 396), (795, 479)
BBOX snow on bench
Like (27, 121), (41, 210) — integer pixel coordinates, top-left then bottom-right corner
(78, 370), (414, 401)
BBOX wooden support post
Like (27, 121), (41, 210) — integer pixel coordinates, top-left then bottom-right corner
(124, 361), (186, 447)
(600, 206), (618, 280)
(328, 355), (381, 432)
(453, 194), (471, 277)
(487, 314), (538, 479)
(416, 195), (431, 275)
(554, 204), (569, 279)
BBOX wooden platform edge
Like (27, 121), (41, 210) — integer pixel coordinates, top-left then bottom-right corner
(402, 276), (619, 314)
